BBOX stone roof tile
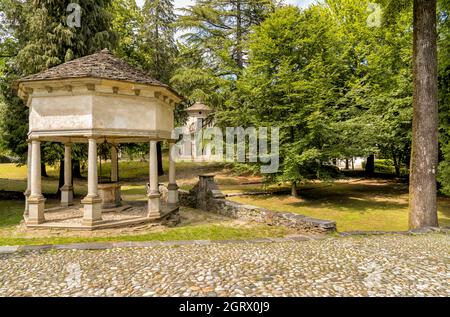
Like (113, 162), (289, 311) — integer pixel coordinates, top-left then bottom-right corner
(186, 102), (212, 111)
(18, 49), (165, 87)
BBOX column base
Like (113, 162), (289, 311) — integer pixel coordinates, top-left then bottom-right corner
(147, 192), (161, 219)
(167, 183), (179, 204)
(27, 195), (46, 225)
(60, 185), (74, 207)
(81, 196), (102, 226)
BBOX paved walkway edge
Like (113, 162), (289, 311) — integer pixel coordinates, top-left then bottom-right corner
(0, 227), (448, 254)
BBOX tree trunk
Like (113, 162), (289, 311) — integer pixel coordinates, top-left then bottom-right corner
(41, 162), (48, 177)
(235, 0), (244, 70)
(72, 159), (82, 179)
(157, 141), (164, 176)
(57, 159), (64, 196)
(365, 154), (375, 175)
(409, 0), (439, 229)
(395, 165), (401, 178)
(291, 182), (298, 198)
(345, 159), (349, 170)
(392, 152), (401, 177)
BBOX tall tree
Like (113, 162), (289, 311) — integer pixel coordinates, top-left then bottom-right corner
(172, 0), (277, 105)
(0, 0), (116, 185)
(142, 0), (177, 84)
(225, 5), (353, 194)
(437, 0), (450, 193)
(409, 0), (439, 229)
(110, 0), (144, 66)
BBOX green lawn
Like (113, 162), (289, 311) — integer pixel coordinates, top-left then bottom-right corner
(229, 180), (450, 232)
(2, 161), (450, 240)
(0, 200), (292, 246)
(0, 161), (299, 246)
(0, 159), (224, 195)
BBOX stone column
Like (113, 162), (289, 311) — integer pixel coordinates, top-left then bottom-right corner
(109, 144), (121, 207)
(82, 138), (102, 226)
(167, 141), (179, 204)
(147, 140), (161, 218)
(60, 143), (74, 207)
(24, 141), (32, 216)
(111, 145), (118, 182)
(27, 140), (46, 225)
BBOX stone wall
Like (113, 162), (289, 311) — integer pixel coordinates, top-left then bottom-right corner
(179, 175), (336, 234)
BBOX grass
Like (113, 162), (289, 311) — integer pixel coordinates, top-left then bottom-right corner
(228, 180), (450, 232)
(0, 223), (291, 246)
(2, 160), (449, 242)
(0, 200), (24, 227)
(0, 158), (224, 195)
(0, 201), (292, 246)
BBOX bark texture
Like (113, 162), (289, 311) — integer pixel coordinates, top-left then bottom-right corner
(291, 182), (298, 198)
(409, 0), (439, 229)
(365, 154), (375, 175)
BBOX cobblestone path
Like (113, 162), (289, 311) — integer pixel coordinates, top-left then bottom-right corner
(0, 234), (448, 296)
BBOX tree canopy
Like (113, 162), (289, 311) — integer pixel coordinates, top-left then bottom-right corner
(0, 0), (449, 228)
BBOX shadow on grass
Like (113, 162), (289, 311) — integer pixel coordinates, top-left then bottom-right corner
(244, 181), (409, 213)
(0, 200), (24, 228)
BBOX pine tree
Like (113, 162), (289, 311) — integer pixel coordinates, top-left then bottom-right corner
(0, 0), (116, 178)
(141, 0), (177, 84)
(172, 0), (277, 105)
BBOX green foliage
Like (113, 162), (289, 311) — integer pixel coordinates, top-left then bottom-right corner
(438, 0), (450, 194)
(111, 0), (178, 84)
(171, 0), (277, 107)
(221, 1), (416, 186)
(0, 0), (116, 164)
(110, 0), (145, 66)
(0, 0), (448, 193)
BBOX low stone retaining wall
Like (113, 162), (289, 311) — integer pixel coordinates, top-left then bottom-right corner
(179, 175), (336, 234)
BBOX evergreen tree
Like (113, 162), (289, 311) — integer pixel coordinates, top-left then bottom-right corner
(172, 0), (277, 105)
(0, 0), (116, 179)
(141, 0), (177, 84)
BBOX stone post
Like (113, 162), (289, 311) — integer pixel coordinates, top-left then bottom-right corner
(60, 143), (74, 206)
(27, 140), (46, 224)
(82, 138), (102, 226)
(111, 145), (118, 182)
(196, 174), (225, 210)
(168, 141), (179, 204)
(24, 141), (32, 216)
(147, 140), (161, 218)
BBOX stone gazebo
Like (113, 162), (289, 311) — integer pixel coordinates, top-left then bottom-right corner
(16, 49), (182, 230)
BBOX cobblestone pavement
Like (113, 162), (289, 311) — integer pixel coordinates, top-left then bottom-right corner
(0, 234), (448, 297)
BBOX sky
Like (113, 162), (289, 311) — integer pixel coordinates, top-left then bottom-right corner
(135, 0), (317, 10)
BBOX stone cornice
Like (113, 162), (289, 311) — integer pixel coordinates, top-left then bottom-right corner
(18, 78), (181, 107)
(28, 128), (173, 143)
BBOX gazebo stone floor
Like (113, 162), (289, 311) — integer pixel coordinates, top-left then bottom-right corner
(25, 201), (179, 231)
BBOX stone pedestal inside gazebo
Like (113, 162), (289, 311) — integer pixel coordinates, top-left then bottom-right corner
(98, 182), (122, 209)
(16, 49), (182, 230)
